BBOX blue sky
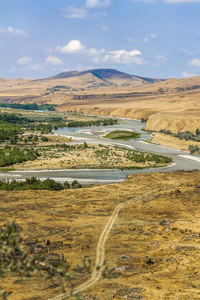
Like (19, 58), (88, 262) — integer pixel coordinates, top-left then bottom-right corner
(1, 0), (200, 79)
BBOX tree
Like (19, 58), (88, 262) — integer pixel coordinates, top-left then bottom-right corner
(189, 144), (199, 154)
(0, 222), (92, 299)
(71, 180), (82, 189)
(83, 142), (88, 149)
(196, 128), (200, 136)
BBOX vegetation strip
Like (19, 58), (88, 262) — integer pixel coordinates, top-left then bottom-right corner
(160, 128), (200, 154)
(0, 103), (56, 111)
(67, 119), (118, 127)
(104, 130), (141, 140)
(0, 177), (82, 191)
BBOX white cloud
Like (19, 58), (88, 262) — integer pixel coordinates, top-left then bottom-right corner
(182, 71), (197, 77)
(88, 48), (105, 56)
(127, 33), (158, 43)
(17, 57), (32, 65)
(0, 26), (29, 37)
(101, 26), (109, 31)
(45, 55), (63, 65)
(28, 64), (42, 71)
(150, 33), (157, 38)
(103, 49), (145, 65)
(64, 6), (88, 18)
(180, 49), (195, 56)
(86, 0), (112, 8)
(56, 40), (86, 54)
(45, 48), (54, 53)
(54, 39), (145, 65)
(188, 58), (200, 67)
(143, 37), (149, 43)
(92, 11), (107, 18)
(126, 37), (139, 43)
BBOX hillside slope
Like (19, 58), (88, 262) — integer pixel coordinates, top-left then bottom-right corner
(0, 70), (200, 133)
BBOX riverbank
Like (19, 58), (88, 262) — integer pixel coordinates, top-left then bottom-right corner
(151, 132), (200, 152)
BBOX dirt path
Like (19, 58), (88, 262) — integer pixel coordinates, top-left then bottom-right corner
(50, 189), (158, 300)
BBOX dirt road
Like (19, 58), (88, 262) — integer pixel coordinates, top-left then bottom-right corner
(49, 189), (158, 300)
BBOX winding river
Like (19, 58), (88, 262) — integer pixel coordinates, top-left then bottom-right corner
(1, 118), (200, 184)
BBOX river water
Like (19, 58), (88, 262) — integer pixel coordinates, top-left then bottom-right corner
(1, 118), (200, 184)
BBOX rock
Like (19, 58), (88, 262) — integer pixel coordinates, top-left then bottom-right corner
(146, 258), (154, 265)
(124, 293), (143, 299)
(175, 189), (181, 196)
(114, 287), (144, 297)
(194, 186), (200, 193)
(172, 245), (197, 252)
(119, 254), (133, 260)
(82, 296), (100, 300)
(47, 253), (61, 263)
(159, 219), (168, 226)
(115, 266), (135, 272)
(159, 219), (175, 226)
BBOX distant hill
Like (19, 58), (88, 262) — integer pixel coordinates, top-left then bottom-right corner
(47, 68), (163, 86)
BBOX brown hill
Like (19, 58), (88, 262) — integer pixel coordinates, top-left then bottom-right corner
(0, 70), (200, 133)
(47, 68), (162, 84)
(0, 68), (163, 100)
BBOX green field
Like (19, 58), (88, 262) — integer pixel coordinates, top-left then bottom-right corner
(104, 130), (141, 140)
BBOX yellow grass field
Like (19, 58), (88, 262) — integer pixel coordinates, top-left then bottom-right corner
(151, 132), (200, 151)
(13, 143), (170, 171)
(1, 171), (200, 299)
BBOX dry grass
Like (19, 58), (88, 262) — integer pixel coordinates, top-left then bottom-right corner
(151, 132), (200, 152)
(0, 171), (200, 299)
(1, 73), (200, 134)
(13, 144), (166, 171)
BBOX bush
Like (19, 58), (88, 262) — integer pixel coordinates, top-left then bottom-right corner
(71, 180), (82, 189)
(160, 128), (200, 143)
(189, 145), (200, 154)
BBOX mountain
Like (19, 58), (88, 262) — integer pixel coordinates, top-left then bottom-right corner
(47, 68), (163, 86)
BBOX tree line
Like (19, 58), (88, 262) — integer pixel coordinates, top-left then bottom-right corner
(0, 177), (82, 191)
(67, 119), (118, 128)
(160, 128), (200, 142)
(0, 146), (39, 167)
(0, 103), (56, 111)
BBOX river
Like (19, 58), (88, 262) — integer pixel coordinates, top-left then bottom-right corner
(1, 118), (200, 184)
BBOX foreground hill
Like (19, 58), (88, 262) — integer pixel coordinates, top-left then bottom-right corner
(1, 171), (200, 299)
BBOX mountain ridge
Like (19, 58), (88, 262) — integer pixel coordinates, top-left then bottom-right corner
(46, 68), (164, 84)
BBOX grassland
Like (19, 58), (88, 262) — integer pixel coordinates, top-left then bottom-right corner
(1, 171), (200, 299)
(104, 130), (141, 141)
(1, 72), (200, 136)
(11, 143), (172, 171)
(151, 132), (200, 152)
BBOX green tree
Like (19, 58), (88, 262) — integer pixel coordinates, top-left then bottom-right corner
(0, 222), (92, 300)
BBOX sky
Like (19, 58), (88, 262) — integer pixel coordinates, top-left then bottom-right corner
(1, 0), (200, 79)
